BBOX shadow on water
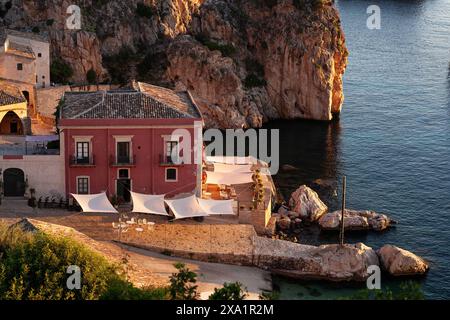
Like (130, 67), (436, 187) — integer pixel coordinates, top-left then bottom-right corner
(263, 119), (343, 207)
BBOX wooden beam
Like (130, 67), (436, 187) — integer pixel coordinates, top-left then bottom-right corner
(339, 176), (346, 246)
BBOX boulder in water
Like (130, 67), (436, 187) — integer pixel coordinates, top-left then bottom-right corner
(288, 185), (328, 221)
(318, 209), (394, 231)
(377, 245), (429, 276)
(255, 240), (379, 281)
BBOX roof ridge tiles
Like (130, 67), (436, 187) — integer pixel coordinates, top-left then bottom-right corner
(60, 83), (202, 120)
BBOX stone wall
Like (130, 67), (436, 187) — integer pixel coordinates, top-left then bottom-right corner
(0, 154), (65, 198)
(119, 222), (378, 282)
(120, 223), (257, 265)
(36, 85), (69, 117)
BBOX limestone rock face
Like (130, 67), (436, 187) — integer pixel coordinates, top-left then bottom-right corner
(255, 238), (379, 281)
(289, 185), (328, 221)
(174, 0), (348, 127)
(4, 0), (347, 128)
(319, 209), (394, 231)
(310, 243), (380, 281)
(166, 35), (262, 128)
(377, 245), (429, 276)
(49, 30), (107, 82)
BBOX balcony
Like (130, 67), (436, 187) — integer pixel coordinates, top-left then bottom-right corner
(110, 155), (136, 167)
(160, 154), (184, 166)
(70, 155), (95, 167)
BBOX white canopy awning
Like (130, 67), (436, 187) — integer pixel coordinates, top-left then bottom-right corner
(197, 198), (235, 216)
(71, 192), (118, 213)
(205, 171), (253, 185)
(164, 195), (208, 220)
(213, 163), (252, 173)
(206, 156), (258, 165)
(131, 192), (169, 216)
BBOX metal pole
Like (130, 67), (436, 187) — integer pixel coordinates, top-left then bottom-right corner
(339, 176), (346, 246)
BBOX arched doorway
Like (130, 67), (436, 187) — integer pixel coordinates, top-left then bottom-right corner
(22, 91), (30, 104)
(0, 111), (24, 135)
(3, 168), (25, 197)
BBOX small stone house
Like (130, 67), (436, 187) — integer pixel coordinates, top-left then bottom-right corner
(0, 28), (50, 118)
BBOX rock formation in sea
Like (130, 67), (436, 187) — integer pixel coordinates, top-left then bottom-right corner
(377, 245), (429, 276)
(0, 0), (348, 128)
(319, 209), (395, 231)
(288, 184), (328, 221)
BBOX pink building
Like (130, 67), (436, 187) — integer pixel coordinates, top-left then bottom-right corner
(58, 82), (203, 202)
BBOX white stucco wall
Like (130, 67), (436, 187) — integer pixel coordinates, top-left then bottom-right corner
(0, 52), (36, 85)
(0, 154), (65, 198)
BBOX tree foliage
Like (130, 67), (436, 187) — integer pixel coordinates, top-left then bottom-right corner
(169, 263), (199, 300)
(343, 281), (425, 300)
(208, 282), (248, 300)
(0, 224), (121, 300)
(136, 3), (155, 18)
(50, 59), (73, 84)
(86, 68), (97, 84)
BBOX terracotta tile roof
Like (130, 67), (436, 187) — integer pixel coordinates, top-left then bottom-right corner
(0, 83), (27, 106)
(135, 82), (201, 118)
(61, 84), (202, 120)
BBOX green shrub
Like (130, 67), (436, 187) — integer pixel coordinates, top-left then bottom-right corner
(136, 3), (155, 18)
(100, 278), (169, 300)
(0, 224), (124, 300)
(208, 282), (248, 300)
(244, 74), (267, 89)
(50, 59), (73, 84)
(169, 263), (199, 300)
(342, 281), (425, 300)
(86, 68), (97, 84)
(103, 46), (135, 84)
(46, 19), (54, 26)
(259, 290), (280, 300)
(93, 0), (109, 7)
(32, 26), (40, 33)
(195, 35), (236, 57)
(245, 58), (265, 78)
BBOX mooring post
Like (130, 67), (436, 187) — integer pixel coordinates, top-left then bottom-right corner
(339, 176), (346, 246)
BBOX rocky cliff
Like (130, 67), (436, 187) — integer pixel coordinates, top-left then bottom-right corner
(0, 0), (348, 128)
